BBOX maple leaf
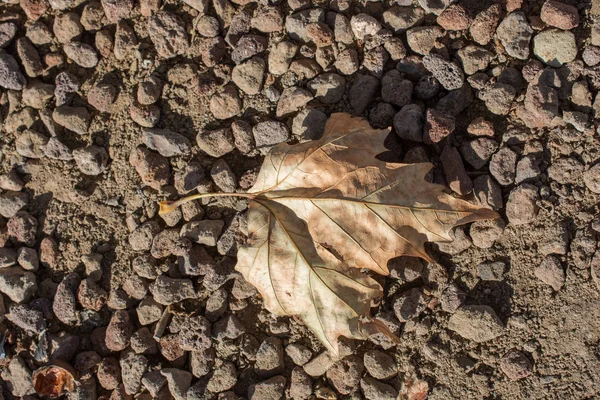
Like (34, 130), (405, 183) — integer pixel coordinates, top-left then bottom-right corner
(159, 113), (498, 355)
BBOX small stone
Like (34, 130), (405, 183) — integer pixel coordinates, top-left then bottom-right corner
(81, 2), (105, 31)
(307, 73), (345, 104)
(137, 76), (162, 105)
(437, 226), (471, 255)
(506, 184), (539, 225)
(161, 369), (192, 400)
(136, 296), (163, 325)
(436, 4), (471, 30)
(424, 109), (455, 144)
(418, 0), (452, 15)
(349, 74), (379, 115)
(489, 146), (518, 186)
(533, 29), (577, 67)
(53, 273), (79, 325)
(6, 304), (45, 332)
(500, 350), (532, 380)
(383, 6), (425, 33)
(253, 120), (289, 149)
(232, 34), (267, 64)
(252, 5), (284, 33)
(406, 26), (444, 56)
(290, 367), (312, 400)
(306, 22), (334, 47)
(292, 108), (327, 140)
(276, 86), (313, 117)
(327, 356), (364, 395)
(458, 45), (492, 75)
(477, 261), (506, 281)
(381, 70), (412, 107)
(129, 146), (171, 190)
(17, 247), (38, 271)
(73, 146), (108, 175)
(142, 129), (191, 158)
(97, 357), (120, 390)
(2, 356), (33, 397)
(15, 130), (48, 159)
(20, 0), (49, 21)
(148, 11), (188, 58)
(534, 255), (564, 290)
(211, 159), (237, 192)
(547, 157), (584, 184)
(363, 350), (397, 380)
(53, 12), (83, 43)
(441, 146), (472, 195)
(130, 102), (160, 128)
(120, 349), (148, 395)
(207, 362), (237, 393)
(460, 138), (498, 169)
(470, 218), (505, 248)
(52, 106), (91, 135)
(16, 37), (43, 77)
(361, 376), (398, 400)
(106, 310), (133, 352)
(232, 56), (265, 95)
(63, 42), (99, 68)
(0, 51), (26, 90)
(149, 274), (196, 305)
(541, 0), (579, 29)
(22, 80), (54, 109)
(210, 86), (242, 120)
(88, 82), (117, 113)
(496, 11), (533, 60)
(248, 376), (286, 400)
(393, 288), (428, 322)
(384, 37), (407, 61)
(77, 278), (107, 311)
(268, 41), (298, 75)
(582, 46), (600, 66)
(584, 164), (600, 193)
(448, 305), (504, 342)
(256, 337), (285, 377)
(285, 343), (312, 366)
(423, 54), (464, 91)
(473, 175), (503, 210)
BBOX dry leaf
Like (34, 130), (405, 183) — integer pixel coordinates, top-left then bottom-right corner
(32, 361), (77, 397)
(160, 113), (498, 355)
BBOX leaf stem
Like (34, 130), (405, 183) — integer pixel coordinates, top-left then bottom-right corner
(158, 192), (255, 215)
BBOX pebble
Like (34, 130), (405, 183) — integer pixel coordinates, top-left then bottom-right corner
(137, 296), (163, 325)
(77, 278), (107, 311)
(500, 349), (532, 380)
(101, 0), (132, 22)
(22, 80), (54, 109)
(15, 130), (48, 159)
(207, 361), (237, 392)
(26, 21), (53, 45)
(80, 2), (105, 31)
(383, 7), (425, 33)
(120, 349), (148, 395)
(584, 164), (600, 193)
(460, 138), (498, 169)
(470, 218), (505, 248)
(506, 184), (539, 225)
(252, 6), (284, 33)
(137, 76), (163, 105)
(53, 273), (79, 325)
(149, 274), (195, 305)
(533, 29), (577, 67)
(8, 212), (37, 246)
(515, 155), (541, 183)
(535, 255), (565, 290)
(151, 229), (191, 258)
(2, 356), (33, 397)
(436, 4), (471, 30)
(489, 146), (518, 186)
(73, 146), (108, 176)
(292, 108), (327, 140)
(0, 267), (37, 303)
(231, 34), (267, 65)
(393, 288), (429, 322)
(363, 350), (397, 380)
(147, 11), (188, 58)
(349, 74), (379, 115)
(424, 108), (455, 144)
(478, 261), (506, 281)
(423, 54), (464, 90)
(381, 70), (412, 107)
(406, 26), (444, 55)
(448, 305), (504, 342)
(142, 128), (191, 157)
(196, 15), (220, 38)
(333, 13), (354, 44)
(178, 314), (212, 352)
(582, 46), (600, 66)
(308, 73), (345, 104)
(20, 0), (49, 20)
(6, 304), (45, 332)
(268, 41), (298, 75)
(458, 45), (493, 75)
(129, 146), (171, 190)
(547, 157), (584, 184)
(327, 355), (364, 395)
(52, 106), (91, 135)
(97, 357), (121, 390)
(285, 343), (312, 366)
(16, 37), (43, 77)
(285, 9), (325, 42)
(350, 13), (381, 40)
(290, 367), (312, 400)
(0, 22), (17, 48)
(17, 247), (38, 271)
(162, 369), (192, 400)
(418, 0), (452, 15)
(276, 86), (313, 117)
(210, 85), (242, 120)
(473, 175), (503, 210)
(106, 310), (133, 352)
(88, 82), (117, 113)
(45, 137), (73, 160)
(130, 102), (160, 127)
(63, 42), (99, 68)
(0, 51), (26, 90)
(248, 376), (286, 400)
(211, 159), (237, 192)
(253, 120), (289, 149)
(393, 104), (423, 142)
(540, 0), (579, 29)
(55, 71), (80, 106)
(232, 56), (265, 95)
(190, 347), (215, 378)
(53, 12), (83, 43)
(496, 11), (533, 60)
(361, 376), (398, 400)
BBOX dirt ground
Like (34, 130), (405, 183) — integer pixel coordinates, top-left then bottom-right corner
(1, 0), (600, 398)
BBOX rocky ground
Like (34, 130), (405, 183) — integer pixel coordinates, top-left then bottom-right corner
(0, 0), (600, 398)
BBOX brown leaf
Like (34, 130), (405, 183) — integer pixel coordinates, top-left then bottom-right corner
(160, 113), (498, 355)
(32, 361), (77, 397)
